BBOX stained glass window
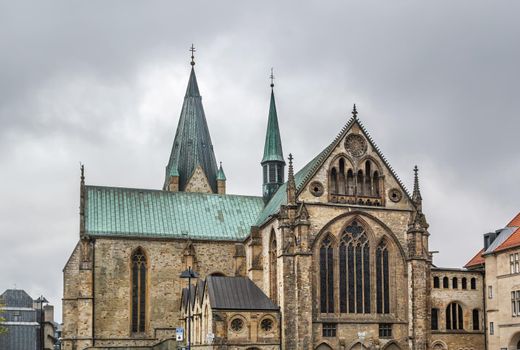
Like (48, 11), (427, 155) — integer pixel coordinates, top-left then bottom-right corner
(376, 240), (389, 314)
(320, 235), (334, 313)
(131, 248), (147, 333)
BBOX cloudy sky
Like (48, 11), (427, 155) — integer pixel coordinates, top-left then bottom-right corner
(1, 1), (519, 322)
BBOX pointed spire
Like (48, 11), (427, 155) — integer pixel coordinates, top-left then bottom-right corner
(412, 165), (423, 207)
(164, 49), (219, 192)
(352, 103), (358, 119)
(287, 153), (296, 205)
(261, 69), (284, 164)
(217, 162), (226, 181)
(80, 163), (85, 187)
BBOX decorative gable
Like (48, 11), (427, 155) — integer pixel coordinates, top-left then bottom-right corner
(185, 165), (213, 194)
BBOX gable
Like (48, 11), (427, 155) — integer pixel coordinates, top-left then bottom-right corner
(298, 118), (414, 211)
(185, 165), (213, 193)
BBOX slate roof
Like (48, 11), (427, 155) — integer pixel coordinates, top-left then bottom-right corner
(164, 67), (219, 192)
(85, 185), (264, 240)
(261, 89), (284, 164)
(206, 276), (278, 310)
(1, 289), (33, 308)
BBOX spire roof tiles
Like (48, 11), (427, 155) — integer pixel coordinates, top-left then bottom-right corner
(261, 89), (284, 164)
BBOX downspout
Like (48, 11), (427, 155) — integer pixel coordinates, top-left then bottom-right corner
(482, 269), (487, 350)
(92, 239), (96, 346)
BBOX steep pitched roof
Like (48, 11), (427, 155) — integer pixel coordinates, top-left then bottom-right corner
(206, 276), (278, 310)
(464, 248), (485, 269)
(0, 289), (33, 308)
(84, 185), (263, 240)
(164, 67), (219, 192)
(261, 89), (284, 164)
(255, 114), (411, 226)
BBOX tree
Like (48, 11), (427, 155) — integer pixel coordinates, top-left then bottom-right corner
(0, 299), (7, 335)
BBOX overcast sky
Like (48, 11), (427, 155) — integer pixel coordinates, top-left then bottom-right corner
(1, 1), (519, 322)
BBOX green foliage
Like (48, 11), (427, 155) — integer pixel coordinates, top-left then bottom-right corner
(0, 300), (7, 335)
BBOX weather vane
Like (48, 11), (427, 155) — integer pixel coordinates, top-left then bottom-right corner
(190, 44), (196, 66)
(270, 68), (275, 88)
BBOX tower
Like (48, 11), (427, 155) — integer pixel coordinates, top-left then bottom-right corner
(261, 70), (285, 204)
(164, 46), (219, 193)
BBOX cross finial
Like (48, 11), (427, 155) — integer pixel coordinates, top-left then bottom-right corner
(270, 68), (275, 88)
(352, 104), (358, 119)
(189, 44), (196, 66)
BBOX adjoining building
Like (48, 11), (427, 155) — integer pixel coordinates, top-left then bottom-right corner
(465, 212), (520, 350)
(0, 289), (58, 350)
(62, 52), (490, 350)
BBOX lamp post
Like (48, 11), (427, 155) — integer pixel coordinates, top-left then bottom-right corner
(180, 267), (198, 350)
(35, 296), (48, 350)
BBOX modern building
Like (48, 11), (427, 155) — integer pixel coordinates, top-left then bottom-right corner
(466, 212), (520, 350)
(0, 289), (57, 350)
(62, 53), (487, 350)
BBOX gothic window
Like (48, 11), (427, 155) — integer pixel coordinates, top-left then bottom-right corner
(263, 166), (267, 184)
(446, 302), (463, 330)
(376, 240), (389, 314)
(443, 276), (449, 288)
(431, 308), (439, 330)
(330, 168), (338, 194)
(320, 235), (334, 313)
(433, 276), (440, 288)
(269, 231), (278, 304)
(373, 171), (380, 197)
(276, 164), (283, 183)
(364, 161), (371, 195)
(346, 169), (354, 195)
(356, 170), (363, 195)
(472, 309), (480, 330)
(131, 248), (147, 333)
(339, 221), (370, 313)
(268, 164), (276, 183)
(452, 277), (458, 289)
(462, 277), (467, 289)
(338, 158), (346, 195)
(471, 277), (476, 290)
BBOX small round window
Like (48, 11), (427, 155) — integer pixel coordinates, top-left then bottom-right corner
(230, 318), (244, 332)
(260, 318), (273, 332)
(389, 188), (402, 203)
(309, 181), (324, 197)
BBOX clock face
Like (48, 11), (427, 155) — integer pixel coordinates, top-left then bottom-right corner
(344, 133), (367, 158)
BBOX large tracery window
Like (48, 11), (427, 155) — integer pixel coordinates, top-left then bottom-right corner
(320, 235), (334, 313)
(376, 240), (390, 314)
(339, 221), (370, 313)
(131, 248), (147, 333)
(446, 302), (463, 330)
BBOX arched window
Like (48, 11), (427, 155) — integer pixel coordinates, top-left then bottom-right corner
(443, 277), (449, 288)
(269, 230), (278, 304)
(339, 221), (370, 313)
(131, 248), (147, 333)
(356, 170), (363, 195)
(330, 168), (338, 194)
(452, 277), (458, 289)
(431, 308), (439, 330)
(517, 340), (520, 350)
(446, 302), (463, 330)
(364, 161), (371, 195)
(373, 171), (380, 197)
(462, 277), (467, 289)
(472, 309), (480, 330)
(320, 235), (334, 313)
(347, 169), (354, 195)
(338, 159), (346, 195)
(471, 277), (476, 290)
(433, 276), (440, 288)
(376, 240), (389, 314)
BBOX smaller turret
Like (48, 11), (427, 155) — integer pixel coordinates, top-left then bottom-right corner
(217, 162), (226, 195)
(261, 69), (285, 204)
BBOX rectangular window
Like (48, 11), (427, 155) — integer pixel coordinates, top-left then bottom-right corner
(379, 324), (392, 338)
(488, 286), (493, 299)
(516, 291), (520, 316)
(322, 323), (337, 337)
(513, 291), (517, 317)
(516, 253), (519, 273)
(490, 322), (494, 335)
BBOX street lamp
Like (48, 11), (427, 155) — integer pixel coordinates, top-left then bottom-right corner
(35, 296), (49, 350)
(180, 267), (198, 350)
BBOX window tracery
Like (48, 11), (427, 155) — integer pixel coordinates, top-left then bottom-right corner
(376, 239), (390, 314)
(131, 248), (147, 333)
(446, 302), (464, 330)
(269, 230), (278, 304)
(320, 235), (334, 313)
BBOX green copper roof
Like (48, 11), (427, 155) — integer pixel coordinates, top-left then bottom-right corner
(85, 185), (263, 240)
(217, 163), (226, 181)
(261, 89), (284, 164)
(164, 67), (219, 192)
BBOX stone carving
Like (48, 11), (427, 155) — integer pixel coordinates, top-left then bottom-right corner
(344, 133), (367, 158)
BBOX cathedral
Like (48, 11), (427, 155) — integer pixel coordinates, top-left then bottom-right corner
(62, 53), (486, 350)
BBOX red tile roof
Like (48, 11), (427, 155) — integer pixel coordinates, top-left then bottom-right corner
(508, 212), (520, 227)
(464, 248), (485, 268)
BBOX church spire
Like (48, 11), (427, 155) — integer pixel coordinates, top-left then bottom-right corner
(261, 69), (285, 204)
(287, 153), (296, 205)
(164, 46), (219, 193)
